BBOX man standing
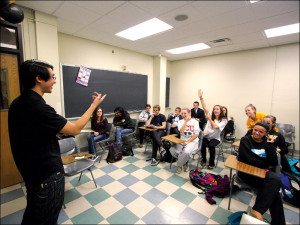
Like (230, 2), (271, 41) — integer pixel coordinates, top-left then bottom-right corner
(191, 101), (207, 131)
(8, 60), (106, 225)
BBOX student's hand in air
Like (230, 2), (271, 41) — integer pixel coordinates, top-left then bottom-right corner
(92, 92), (107, 106)
(198, 89), (203, 98)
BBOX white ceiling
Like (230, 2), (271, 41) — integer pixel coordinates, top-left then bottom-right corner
(17, 0), (299, 61)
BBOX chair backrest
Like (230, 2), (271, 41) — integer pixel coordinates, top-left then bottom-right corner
(58, 137), (80, 156)
(198, 130), (204, 149)
(276, 123), (295, 144)
(131, 119), (138, 134)
(106, 123), (114, 141)
(166, 122), (171, 135)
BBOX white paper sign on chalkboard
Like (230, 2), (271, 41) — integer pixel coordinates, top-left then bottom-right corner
(76, 65), (91, 87)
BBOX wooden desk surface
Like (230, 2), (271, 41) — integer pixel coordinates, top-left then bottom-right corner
(162, 135), (185, 144)
(232, 140), (240, 147)
(139, 126), (157, 131)
(224, 155), (266, 178)
(62, 152), (94, 165)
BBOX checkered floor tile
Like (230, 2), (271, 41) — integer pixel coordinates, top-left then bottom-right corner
(1, 143), (299, 224)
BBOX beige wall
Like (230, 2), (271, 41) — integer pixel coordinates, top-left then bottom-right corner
(170, 43), (299, 149)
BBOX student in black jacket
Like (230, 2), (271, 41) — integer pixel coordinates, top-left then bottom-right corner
(113, 106), (135, 144)
(167, 107), (182, 138)
(191, 101), (207, 131)
(238, 122), (285, 225)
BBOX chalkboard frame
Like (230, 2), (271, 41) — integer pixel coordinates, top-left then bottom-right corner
(60, 64), (148, 119)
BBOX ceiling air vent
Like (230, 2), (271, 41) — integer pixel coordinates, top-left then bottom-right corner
(207, 38), (232, 47)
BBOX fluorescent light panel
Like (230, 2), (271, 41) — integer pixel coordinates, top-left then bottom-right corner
(115, 18), (173, 41)
(166, 43), (210, 54)
(264, 23), (299, 38)
(250, 0), (261, 3)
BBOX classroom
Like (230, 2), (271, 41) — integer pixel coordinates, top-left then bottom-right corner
(1, 1), (299, 224)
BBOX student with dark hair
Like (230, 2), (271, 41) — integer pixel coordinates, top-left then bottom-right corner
(167, 107), (182, 138)
(191, 101), (207, 131)
(238, 122), (286, 225)
(87, 107), (108, 156)
(198, 89), (227, 169)
(138, 104), (151, 147)
(113, 106), (135, 144)
(145, 105), (166, 166)
(245, 104), (266, 134)
(8, 59), (106, 225)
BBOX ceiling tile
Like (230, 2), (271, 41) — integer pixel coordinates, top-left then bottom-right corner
(17, 1), (63, 15)
(70, 1), (125, 16)
(239, 39), (270, 51)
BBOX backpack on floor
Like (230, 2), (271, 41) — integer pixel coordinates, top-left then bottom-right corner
(161, 140), (177, 163)
(280, 171), (300, 208)
(121, 143), (134, 156)
(189, 169), (218, 191)
(106, 142), (122, 163)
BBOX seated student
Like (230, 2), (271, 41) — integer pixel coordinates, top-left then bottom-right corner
(245, 104), (266, 135)
(167, 107), (182, 138)
(145, 105), (166, 166)
(191, 101), (207, 131)
(263, 115), (292, 173)
(222, 106), (235, 140)
(237, 122), (286, 225)
(198, 89), (227, 169)
(169, 108), (200, 174)
(87, 107), (108, 156)
(138, 104), (151, 148)
(113, 106), (135, 144)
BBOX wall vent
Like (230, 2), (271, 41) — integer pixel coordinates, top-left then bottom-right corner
(207, 38), (232, 47)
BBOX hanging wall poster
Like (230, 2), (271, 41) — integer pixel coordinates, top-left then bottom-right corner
(76, 65), (91, 87)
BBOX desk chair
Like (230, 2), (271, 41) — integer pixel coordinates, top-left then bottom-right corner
(276, 123), (296, 158)
(95, 123), (114, 162)
(215, 131), (226, 167)
(223, 123), (236, 153)
(59, 137), (97, 188)
(227, 153), (281, 210)
(169, 130), (203, 170)
(144, 122), (171, 153)
(121, 118), (138, 145)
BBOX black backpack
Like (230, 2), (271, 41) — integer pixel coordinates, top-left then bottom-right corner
(121, 143), (134, 156)
(106, 143), (122, 163)
(280, 171), (300, 208)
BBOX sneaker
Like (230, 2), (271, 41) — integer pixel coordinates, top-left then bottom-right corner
(200, 161), (206, 168)
(176, 166), (182, 174)
(151, 158), (157, 166)
(183, 161), (189, 172)
(160, 147), (166, 157)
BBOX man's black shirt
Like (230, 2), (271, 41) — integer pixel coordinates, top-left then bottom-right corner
(8, 90), (67, 185)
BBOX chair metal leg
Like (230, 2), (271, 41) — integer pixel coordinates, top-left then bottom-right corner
(228, 173), (236, 210)
(89, 168), (97, 188)
(63, 203), (66, 209)
(292, 143), (295, 158)
(170, 156), (173, 169)
(78, 172), (83, 181)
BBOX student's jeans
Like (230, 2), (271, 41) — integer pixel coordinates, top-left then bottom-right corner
(22, 172), (65, 225)
(87, 133), (106, 155)
(151, 130), (166, 159)
(201, 138), (220, 167)
(238, 171), (286, 225)
(116, 127), (133, 144)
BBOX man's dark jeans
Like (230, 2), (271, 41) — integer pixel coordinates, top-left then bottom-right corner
(22, 172), (65, 225)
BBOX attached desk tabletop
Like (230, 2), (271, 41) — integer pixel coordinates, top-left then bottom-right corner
(139, 126), (157, 131)
(232, 140), (240, 147)
(161, 135), (185, 144)
(61, 152), (94, 165)
(225, 155), (266, 178)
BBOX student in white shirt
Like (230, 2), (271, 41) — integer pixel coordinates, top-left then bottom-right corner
(138, 104), (151, 147)
(169, 108), (200, 174)
(198, 89), (227, 169)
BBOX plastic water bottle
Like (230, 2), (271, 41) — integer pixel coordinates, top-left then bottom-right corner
(284, 189), (294, 198)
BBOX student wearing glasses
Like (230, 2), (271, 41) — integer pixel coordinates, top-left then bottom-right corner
(87, 107), (108, 156)
(8, 60), (106, 225)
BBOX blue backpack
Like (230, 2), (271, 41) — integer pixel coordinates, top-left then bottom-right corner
(280, 171), (300, 208)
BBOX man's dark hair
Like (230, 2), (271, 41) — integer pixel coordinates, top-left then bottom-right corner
(193, 101), (199, 105)
(145, 104), (151, 108)
(20, 59), (53, 90)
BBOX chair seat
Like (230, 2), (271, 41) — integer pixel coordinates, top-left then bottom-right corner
(63, 159), (94, 177)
